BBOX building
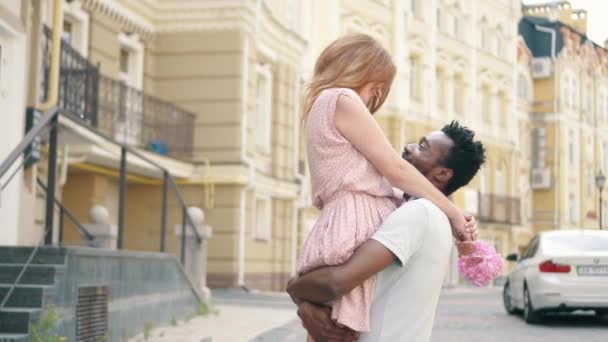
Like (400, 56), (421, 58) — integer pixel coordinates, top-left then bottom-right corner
(1, 0), (309, 292)
(520, 1), (608, 234)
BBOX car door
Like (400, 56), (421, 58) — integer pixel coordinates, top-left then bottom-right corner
(510, 236), (540, 308)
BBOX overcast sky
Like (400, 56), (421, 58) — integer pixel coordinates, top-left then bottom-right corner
(522, 0), (608, 45)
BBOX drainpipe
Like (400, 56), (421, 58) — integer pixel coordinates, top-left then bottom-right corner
(39, 0), (62, 111)
(535, 25), (559, 229)
(237, 0), (263, 289)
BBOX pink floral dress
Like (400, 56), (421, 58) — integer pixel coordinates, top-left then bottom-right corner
(298, 88), (397, 332)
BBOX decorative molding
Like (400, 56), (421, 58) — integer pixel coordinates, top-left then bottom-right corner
(81, 0), (155, 38)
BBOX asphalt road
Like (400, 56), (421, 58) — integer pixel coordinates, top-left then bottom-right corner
(251, 287), (608, 342)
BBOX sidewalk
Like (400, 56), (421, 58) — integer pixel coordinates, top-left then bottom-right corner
(127, 289), (299, 342)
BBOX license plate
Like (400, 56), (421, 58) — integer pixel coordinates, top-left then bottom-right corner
(577, 265), (608, 276)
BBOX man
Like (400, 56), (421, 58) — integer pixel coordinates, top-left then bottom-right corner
(287, 121), (486, 342)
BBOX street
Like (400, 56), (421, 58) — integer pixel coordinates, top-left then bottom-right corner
(252, 287), (608, 342)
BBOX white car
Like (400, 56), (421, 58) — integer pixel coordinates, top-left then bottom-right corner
(503, 230), (608, 323)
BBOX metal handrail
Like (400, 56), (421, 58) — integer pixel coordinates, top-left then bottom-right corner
(36, 178), (95, 242)
(0, 106), (201, 253)
(0, 107), (60, 179)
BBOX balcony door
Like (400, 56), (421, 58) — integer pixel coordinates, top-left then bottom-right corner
(114, 33), (144, 147)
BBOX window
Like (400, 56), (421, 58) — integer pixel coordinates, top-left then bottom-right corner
(571, 78), (577, 108)
(253, 196), (272, 241)
(410, 0), (417, 17)
(62, 20), (73, 44)
(569, 193), (578, 223)
(586, 85), (594, 123)
(436, 8), (442, 31)
(604, 142), (608, 172)
(409, 56), (420, 100)
(587, 166), (594, 198)
(62, 2), (90, 56)
(255, 63), (273, 153)
(499, 93), (508, 128)
(599, 92), (605, 122)
(517, 74), (528, 100)
(481, 29), (488, 49)
(118, 33), (144, 89)
(568, 130), (574, 165)
(496, 36), (503, 57)
(531, 128), (546, 169)
(119, 48), (129, 74)
(495, 165), (505, 195)
(453, 74), (464, 114)
(482, 86), (492, 123)
(453, 16), (460, 37)
(436, 68), (445, 109)
(563, 75), (570, 108)
(287, 0), (301, 32)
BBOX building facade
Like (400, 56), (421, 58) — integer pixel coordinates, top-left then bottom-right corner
(520, 1), (608, 234)
(9, 0), (608, 291)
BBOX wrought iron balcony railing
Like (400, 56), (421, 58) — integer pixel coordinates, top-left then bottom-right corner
(478, 193), (521, 225)
(96, 75), (195, 161)
(42, 26), (194, 160)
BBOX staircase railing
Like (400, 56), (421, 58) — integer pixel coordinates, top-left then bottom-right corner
(0, 106), (201, 262)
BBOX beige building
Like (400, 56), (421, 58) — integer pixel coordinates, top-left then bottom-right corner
(56, 0), (308, 291)
(521, 1), (608, 234)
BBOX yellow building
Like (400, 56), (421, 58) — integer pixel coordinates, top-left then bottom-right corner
(521, 1), (608, 234)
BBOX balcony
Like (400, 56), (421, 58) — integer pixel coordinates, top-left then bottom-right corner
(41, 26), (194, 160)
(478, 193), (521, 225)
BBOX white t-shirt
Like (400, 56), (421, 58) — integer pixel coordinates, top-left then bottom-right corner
(358, 199), (453, 342)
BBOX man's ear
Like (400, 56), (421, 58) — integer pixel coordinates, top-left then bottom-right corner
(434, 168), (454, 184)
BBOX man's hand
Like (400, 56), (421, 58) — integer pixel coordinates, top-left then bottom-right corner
(297, 302), (358, 342)
(286, 276), (302, 305)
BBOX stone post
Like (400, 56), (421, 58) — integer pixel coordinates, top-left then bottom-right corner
(82, 205), (118, 249)
(174, 207), (213, 301)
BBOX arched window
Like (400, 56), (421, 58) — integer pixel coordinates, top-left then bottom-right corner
(517, 73), (529, 100)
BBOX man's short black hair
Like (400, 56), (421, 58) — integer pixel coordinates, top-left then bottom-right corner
(440, 121), (486, 195)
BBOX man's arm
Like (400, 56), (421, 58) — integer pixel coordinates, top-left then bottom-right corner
(287, 239), (396, 304)
(297, 302), (358, 342)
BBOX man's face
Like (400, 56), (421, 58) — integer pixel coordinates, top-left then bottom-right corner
(402, 131), (454, 187)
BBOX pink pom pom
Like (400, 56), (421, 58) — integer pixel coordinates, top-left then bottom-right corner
(457, 240), (504, 287)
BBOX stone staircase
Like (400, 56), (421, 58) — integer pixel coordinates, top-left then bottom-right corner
(0, 246), (67, 341)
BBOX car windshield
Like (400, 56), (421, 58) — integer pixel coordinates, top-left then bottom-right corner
(543, 234), (608, 254)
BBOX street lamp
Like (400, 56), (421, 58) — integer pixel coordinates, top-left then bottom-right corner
(597, 170), (606, 230)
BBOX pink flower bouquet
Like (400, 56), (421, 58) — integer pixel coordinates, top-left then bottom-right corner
(457, 240), (504, 287)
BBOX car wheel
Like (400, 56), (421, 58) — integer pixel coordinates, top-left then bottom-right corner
(503, 281), (518, 315)
(523, 284), (542, 324)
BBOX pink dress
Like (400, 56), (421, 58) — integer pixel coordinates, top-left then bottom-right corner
(298, 88), (397, 332)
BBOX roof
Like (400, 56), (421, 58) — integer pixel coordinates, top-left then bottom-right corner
(518, 16), (600, 58)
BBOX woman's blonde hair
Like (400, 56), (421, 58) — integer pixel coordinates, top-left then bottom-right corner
(302, 34), (396, 121)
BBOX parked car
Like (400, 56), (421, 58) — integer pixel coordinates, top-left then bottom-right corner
(503, 230), (608, 323)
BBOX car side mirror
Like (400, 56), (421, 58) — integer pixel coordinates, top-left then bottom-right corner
(506, 253), (518, 262)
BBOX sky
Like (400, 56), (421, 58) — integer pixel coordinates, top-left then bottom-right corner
(522, 0), (608, 46)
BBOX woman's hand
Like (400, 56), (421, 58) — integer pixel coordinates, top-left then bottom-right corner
(452, 212), (478, 256)
(449, 212), (476, 241)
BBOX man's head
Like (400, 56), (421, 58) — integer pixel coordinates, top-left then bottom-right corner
(402, 121), (486, 196)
